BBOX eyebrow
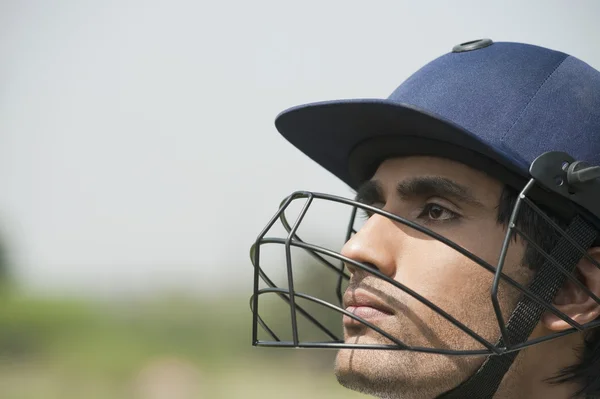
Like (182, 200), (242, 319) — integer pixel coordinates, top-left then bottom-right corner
(355, 176), (485, 208)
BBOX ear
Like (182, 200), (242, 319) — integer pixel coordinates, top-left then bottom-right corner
(542, 247), (600, 331)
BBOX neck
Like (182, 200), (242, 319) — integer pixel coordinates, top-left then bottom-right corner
(495, 329), (584, 399)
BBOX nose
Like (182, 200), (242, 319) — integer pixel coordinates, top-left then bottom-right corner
(340, 212), (399, 279)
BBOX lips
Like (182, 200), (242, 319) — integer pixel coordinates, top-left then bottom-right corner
(343, 289), (394, 326)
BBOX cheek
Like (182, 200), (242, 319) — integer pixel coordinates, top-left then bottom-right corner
(391, 231), (529, 342)
(392, 236), (508, 336)
(396, 221), (514, 296)
(394, 238), (494, 301)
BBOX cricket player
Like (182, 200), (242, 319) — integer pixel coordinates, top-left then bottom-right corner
(250, 39), (600, 398)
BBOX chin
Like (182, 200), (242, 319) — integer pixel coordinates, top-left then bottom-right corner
(333, 337), (478, 399)
(334, 346), (419, 399)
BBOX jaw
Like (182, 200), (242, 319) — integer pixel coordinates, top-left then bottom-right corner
(334, 340), (485, 399)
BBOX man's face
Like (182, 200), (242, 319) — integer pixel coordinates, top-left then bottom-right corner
(334, 156), (532, 399)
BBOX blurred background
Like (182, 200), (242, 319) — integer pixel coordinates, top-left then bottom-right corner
(0, 1), (599, 398)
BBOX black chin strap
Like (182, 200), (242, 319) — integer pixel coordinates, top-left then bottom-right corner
(438, 216), (597, 399)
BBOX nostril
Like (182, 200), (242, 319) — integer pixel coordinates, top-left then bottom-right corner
(362, 262), (380, 273)
(344, 260), (379, 277)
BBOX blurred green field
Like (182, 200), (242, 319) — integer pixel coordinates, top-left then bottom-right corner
(0, 290), (367, 399)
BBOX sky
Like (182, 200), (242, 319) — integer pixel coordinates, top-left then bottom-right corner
(0, 0), (599, 298)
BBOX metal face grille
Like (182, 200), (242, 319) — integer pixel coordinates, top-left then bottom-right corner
(250, 179), (600, 357)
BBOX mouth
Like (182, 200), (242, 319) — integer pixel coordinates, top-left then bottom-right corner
(342, 306), (393, 326)
(342, 289), (394, 327)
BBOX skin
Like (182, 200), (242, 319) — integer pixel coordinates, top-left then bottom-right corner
(334, 156), (600, 399)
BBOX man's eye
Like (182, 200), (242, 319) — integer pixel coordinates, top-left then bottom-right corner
(419, 203), (458, 222)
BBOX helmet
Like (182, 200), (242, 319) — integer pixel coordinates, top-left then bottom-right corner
(250, 39), (600, 398)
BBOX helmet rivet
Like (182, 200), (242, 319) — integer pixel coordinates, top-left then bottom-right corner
(452, 39), (494, 53)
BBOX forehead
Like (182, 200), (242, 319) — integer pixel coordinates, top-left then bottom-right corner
(373, 156), (503, 202)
